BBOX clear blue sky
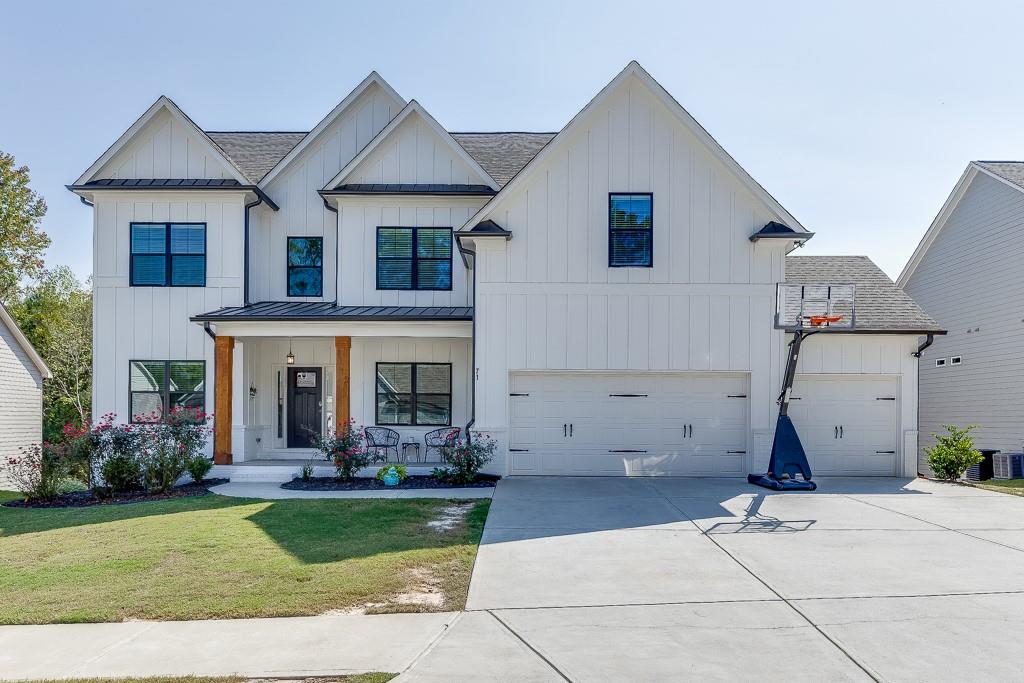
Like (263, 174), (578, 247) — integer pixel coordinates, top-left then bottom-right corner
(5, 0), (1024, 282)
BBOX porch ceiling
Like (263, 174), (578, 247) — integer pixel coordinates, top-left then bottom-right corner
(192, 301), (473, 322)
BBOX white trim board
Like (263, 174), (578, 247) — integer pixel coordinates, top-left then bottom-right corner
(73, 96), (250, 186)
(456, 60), (809, 235)
(258, 71), (406, 188)
(322, 100), (498, 191)
(0, 302), (51, 378)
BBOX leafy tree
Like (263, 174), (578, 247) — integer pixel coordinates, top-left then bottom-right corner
(0, 151), (50, 304)
(10, 267), (92, 440)
(925, 424), (983, 481)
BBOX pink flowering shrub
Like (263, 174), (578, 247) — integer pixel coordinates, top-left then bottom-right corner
(440, 433), (496, 484)
(313, 420), (369, 481)
(134, 407), (212, 493)
(6, 442), (65, 500)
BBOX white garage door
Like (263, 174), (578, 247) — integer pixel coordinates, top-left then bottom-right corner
(789, 376), (899, 476)
(509, 373), (749, 476)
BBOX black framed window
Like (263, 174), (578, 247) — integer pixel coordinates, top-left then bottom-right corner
(129, 360), (205, 423)
(608, 193), (653, 267)
(375, 362), (451, 426)
(376, 227), (452, 290)
(130, 223), (206, 286)
(287, 237), (323, 297)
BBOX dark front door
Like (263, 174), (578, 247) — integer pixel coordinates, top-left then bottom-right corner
(288, 367), (322, 448)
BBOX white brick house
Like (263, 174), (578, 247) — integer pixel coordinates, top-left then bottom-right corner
(69, 62), (941, 480)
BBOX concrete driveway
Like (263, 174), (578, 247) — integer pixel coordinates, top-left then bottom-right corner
(399, 477), (1024, 682)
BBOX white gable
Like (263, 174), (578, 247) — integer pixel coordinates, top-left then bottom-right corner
(325, 102), (496, 189)
(76, 98), (247, 184)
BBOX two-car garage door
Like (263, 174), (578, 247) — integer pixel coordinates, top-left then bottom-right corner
(509, 373), (749, 476)
(508, 372), (899, 477)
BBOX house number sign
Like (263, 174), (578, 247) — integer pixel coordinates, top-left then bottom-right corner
(296, 372), (317, 388)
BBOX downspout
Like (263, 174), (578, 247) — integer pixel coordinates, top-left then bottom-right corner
(457, 237), (477, 443)
(912, 332), (934, 477)
(203, 323), (216, 341)
(912, 333), (934, 357)
(243, 195), (265, 306)
(321, 195), (340, 305)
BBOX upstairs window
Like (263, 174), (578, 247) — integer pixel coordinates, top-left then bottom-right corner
(130, 223), (206, 286)
(287, 237), (323, 297)
(608, 193), (653, 267)
(377, 227), (452, 290)
(129, 360), (205, 423)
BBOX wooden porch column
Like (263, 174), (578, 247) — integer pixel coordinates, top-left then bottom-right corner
(336, 336), (351, 434)
(214, 335), (234, 464)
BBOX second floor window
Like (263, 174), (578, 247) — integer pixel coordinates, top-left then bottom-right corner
(608, 193), (653, 267)
(376, 227), (452, 290)
(287, 237), (323, 297)
(130, 223), (206, 286)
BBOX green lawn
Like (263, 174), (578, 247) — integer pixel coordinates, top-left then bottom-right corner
(0, 490), (488, 624)
(973, 479), (1024, 496)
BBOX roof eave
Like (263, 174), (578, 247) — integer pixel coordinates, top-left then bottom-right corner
(67, 183), (280, 211)
(191, 313), (474, 323)
(749, 231), (815, 242)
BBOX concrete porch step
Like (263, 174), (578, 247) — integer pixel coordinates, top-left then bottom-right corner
(211, 462), (447, 483)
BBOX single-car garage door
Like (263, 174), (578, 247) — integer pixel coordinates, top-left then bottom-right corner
(509, 372), (748, 476)
(789, 376), (899, 476)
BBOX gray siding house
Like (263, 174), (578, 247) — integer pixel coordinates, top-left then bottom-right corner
(899, 162), (1024, 472)
(0, 303), (51, 489)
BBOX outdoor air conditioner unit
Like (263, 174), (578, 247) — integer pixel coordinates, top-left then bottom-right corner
(992, 453), (1024, 480)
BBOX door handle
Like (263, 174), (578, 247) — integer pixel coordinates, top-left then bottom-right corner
(834, 426), (838, 439)
(840, 425), (844, 439)
(564, 423), (567, 437)
(687, 424), (693, 438)
(570, 423), (573, 437)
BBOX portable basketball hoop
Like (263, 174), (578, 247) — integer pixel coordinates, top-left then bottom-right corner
(748, 284), (857, 492)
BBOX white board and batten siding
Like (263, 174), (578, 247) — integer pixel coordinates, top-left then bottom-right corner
(91, 192), (246, 423)
(248, 83), (404, 304)
(471, 74), (792, 473)
(0, 318), (45, 488)
(904, 171), (1024, 471)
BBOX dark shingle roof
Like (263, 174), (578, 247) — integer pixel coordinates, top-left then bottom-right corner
(975, 161), (1024, 191)
(786, 256), (942, 333)
(192, 301), (472, 322)
(451, 133), (556, 187)
(206, 132), (307, 183)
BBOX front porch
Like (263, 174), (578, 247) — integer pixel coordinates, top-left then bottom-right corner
(193, 306), (473, 476)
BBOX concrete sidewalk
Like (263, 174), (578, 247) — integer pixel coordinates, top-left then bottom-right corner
(0, 612), (457, 680)
(210, 481), (494, 499)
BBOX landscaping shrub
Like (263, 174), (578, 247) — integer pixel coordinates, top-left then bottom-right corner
(439, 434), (496, 484)
(314, 420), (370, 481)
(55, 477), (89, 494)
(925, 424), (983, 481)
(186, 454), (214, 484)
(100, 451), (143, 492)
(5, 442), (66, 500)
(135, 407), (212, 493)
(376, 464), (408, 483)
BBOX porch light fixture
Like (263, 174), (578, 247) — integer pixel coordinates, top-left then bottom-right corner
(248, 384), (257, 399)
(286, 339), (295, 365)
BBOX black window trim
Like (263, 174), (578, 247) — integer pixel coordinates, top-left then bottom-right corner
(376, 226), (454, 291)
(128, 359), (207, 424)
(286, 235), (325, 298)
(608, 192), (653, 268)
(374, 361), (453, 426)
(129, 222), (208, 287)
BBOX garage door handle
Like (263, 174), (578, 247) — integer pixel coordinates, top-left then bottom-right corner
(509, 393), (529, 397)
(875, 450), (895, 454)
(610, 393), (648, 397)
(727, 450), (747, 454)
(834, 426), (838, 439)
(727, 394), (747, 398)
(570, 423), (573, 437)
(875, 397), (896, 401)
(840, 425), (843, 439)
(564, 423), (567, 437)
(609, 449), (647, 453)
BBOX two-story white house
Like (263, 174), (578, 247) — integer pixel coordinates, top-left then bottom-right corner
(70, 62), (942, 480)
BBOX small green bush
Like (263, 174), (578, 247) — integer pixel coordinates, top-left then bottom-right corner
(56, 477), (89, 494)
(186, 454), (214, 484)
(925, 424), (983, 481)
(101, 452), (143, 492)
(376, 464), (408, 483)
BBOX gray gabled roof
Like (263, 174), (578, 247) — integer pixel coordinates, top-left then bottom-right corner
(975, 161), (1024, 191)
(192, 301), (472, 322)
(450, 133), (556, 187)
(206, 132), (307, 183)
(786, 255), (943, 334)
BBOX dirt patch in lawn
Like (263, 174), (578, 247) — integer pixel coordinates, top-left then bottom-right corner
(281, 475), (497, 491)
(2, 479), (230, 508)
(427, 502), (475, 531)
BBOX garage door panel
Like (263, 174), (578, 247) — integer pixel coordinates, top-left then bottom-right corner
(790, 376), (898, 476)
(510, 373), (749, 476)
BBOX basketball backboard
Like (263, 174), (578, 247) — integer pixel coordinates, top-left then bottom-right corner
(775, 283), (856, 330)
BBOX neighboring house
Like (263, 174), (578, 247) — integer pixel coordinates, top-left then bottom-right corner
(899, 161), (1024, 471)
(0, 303), (51, 489)
(69, 61), (941, 479)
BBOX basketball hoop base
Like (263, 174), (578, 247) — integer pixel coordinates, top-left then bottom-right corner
(748, 413), (818, 492)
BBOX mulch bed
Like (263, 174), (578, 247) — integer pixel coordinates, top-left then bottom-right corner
(2, 478), (230, 508)
(281, 474), (499, 491)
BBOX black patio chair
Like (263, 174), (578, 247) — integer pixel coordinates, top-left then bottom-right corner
(364, 426), (400, 463)
(425, 427), (461, 463)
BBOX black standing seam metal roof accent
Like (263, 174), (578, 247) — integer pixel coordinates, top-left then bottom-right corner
(325, 183), (496, 195)
(456, 219), (513, 240)
(750, 221), (814, 242)
(191, 302), (473, 322)
(67, 179), (280, 211)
